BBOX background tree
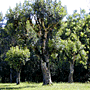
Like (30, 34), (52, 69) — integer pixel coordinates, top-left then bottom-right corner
(0, 12), (11, 83)
(5, 46), (30, 85)
(78, 13), (90, 81)
(67, 10), (90, 81)
(49, 10), (88, 83)
(5, 2), (38, 83)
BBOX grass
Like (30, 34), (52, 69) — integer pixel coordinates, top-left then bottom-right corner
(0, 82), (90, 90)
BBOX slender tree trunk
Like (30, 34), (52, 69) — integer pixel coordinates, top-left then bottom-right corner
(41, 59), (52, 85)
(10, 67), (12, 83)
(68, 61), (74, 83)
(16, 71), (20, 85)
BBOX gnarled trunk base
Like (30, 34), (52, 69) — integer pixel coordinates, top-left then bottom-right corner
(41, 61), (52, 85)
(68, 61), (74, 83)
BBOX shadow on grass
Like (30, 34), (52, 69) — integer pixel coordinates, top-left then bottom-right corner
(0, 85), (37, 90)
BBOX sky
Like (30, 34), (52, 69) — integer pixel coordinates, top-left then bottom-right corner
(61, 0), (90, 15)
(0, 0), (90, 17)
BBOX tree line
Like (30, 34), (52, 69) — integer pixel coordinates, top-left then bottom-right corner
(0, 0), (90, 85)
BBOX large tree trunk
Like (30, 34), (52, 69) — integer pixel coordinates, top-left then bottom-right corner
(68, 61), (74, 83)
(16, 71), (20, 85)
(41, 60), (52, 85)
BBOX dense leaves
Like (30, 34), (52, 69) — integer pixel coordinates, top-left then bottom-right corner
(5, 46), (30, 71)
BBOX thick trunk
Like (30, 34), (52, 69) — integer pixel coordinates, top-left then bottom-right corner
(16, 71), (20, 85)
(41, 60), (52, 85)
(68, 61), (74, 83)
(10, 68), (12, 83)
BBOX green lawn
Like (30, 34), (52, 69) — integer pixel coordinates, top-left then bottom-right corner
(0, 82), (90, 90)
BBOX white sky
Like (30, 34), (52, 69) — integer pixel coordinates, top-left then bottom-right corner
(0, 0), (90, 17)
(61, 0), (90, 15)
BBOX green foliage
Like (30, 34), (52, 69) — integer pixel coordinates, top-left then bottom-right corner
(49, 10), (88, 67)
(5, 46), (30, 71)
(26, 20), (38, 46)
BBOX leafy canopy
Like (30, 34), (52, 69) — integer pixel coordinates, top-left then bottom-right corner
(5, 46), (30, 70)
(49, 10), (88, 66)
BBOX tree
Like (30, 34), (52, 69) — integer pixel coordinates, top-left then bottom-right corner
(5, 1), (33, 47)
(66, 10), (90, 81)
(5, 46), (30, 85)
(5, 2), (37, 83)
(50, 10), (88, 83)
(5, 0), (66, 85)
(79, 13), (90, 81)
(0, 12), (11, 83)
(30, 0), (66, 85)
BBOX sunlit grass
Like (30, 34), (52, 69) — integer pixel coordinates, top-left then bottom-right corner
(0, 82), (90, 90)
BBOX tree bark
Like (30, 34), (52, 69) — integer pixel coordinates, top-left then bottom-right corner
(16, 71), (20, 85)
(68, 61), (74, 83)
(10, 67), (12, 83)
(41, 60), (52, 85)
